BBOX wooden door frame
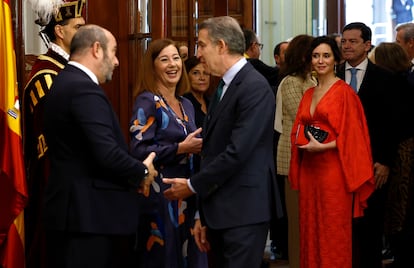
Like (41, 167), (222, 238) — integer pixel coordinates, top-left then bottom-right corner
(327, 0), (345, 34)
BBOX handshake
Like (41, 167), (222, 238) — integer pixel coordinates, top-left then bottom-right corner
(138, 152), (158, 196)
(136, 153), (195, 200)
(137, 128), (203, 197)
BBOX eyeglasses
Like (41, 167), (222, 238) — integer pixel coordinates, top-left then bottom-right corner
(254, 42), (264, 50)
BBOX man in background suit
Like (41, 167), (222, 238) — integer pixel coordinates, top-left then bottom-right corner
(395, 22), (414, 62)
(163, 16), (282, 268)
(243, 28), (279, 91)
(273, 41), (288, 68)
(43, 24), (157, 268)
(337, 22), (398, 268)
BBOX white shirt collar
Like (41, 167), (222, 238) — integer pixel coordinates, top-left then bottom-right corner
(68, 61), (99, 85)
(345, 57), (368, 71)
(50, 42), (70, 61)
(222, 57), (247, 86)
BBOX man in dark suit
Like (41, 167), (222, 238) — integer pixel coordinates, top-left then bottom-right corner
(243, 28), (280, 91)
(163, 16), (282, 268)
(43, 24), (157, 268)
(337, 22), (398, 268)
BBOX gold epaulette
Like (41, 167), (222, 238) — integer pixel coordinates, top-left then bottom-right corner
(23, 70), (58, 113)
(37, 55), (65, 69)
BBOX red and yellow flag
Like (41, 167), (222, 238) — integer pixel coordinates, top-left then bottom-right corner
(1, 0), (28, 267)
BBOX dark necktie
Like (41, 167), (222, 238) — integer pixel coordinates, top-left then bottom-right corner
(210, 79), (225, 112)
(349, 68), (358, 92)
(216, 79), (224, 101)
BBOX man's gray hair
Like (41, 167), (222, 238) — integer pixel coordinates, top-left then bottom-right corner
(396, 22), (414, 42)
(199, 16), (245, 55)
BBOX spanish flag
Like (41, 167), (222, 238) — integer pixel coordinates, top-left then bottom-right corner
(1, 0), (28, 267)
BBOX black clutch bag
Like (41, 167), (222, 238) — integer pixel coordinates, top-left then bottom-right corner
(304, 125), (328, 143)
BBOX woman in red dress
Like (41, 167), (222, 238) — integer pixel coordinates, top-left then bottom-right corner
(289, 36), (375, 267)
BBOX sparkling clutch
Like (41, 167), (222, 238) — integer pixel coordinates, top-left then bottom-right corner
(295, 123), (329, 145)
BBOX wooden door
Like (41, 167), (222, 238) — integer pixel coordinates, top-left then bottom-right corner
(86, 0), (159, 139)
(167, 0), (255, 57)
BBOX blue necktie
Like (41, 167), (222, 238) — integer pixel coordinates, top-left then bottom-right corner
(349, 68), (358, 92)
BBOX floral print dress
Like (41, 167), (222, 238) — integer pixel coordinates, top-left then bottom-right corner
(129, 91), (207, 268)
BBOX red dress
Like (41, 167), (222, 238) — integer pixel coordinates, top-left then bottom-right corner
(289, 80), (375, 268)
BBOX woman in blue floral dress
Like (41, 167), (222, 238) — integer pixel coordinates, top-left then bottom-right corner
(129, 38), (207, 268)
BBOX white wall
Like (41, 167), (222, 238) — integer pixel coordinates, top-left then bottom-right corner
(23, 1), (47, 55)
(257, 0), (313, 65)
(345, 0), (394, 45)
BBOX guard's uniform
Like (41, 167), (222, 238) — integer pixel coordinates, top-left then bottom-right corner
(22, 46), (67, 268)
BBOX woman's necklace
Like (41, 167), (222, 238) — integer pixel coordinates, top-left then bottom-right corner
(160, 95), (189, 135)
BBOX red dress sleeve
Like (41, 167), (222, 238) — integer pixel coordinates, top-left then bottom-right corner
(288, 89), (311, 190)
(335, 82), (375, 217)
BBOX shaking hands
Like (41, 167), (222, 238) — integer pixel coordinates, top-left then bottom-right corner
(138, 152), (158, 196)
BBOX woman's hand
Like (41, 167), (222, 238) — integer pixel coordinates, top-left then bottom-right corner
(298, 131), (336, 152)
(177, 128), (203, 154)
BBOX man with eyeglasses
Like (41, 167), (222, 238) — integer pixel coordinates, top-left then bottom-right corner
(243, 29), (264, 59)
(242, 29), (279, 92)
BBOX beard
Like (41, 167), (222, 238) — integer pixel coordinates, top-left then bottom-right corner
(101, 53), (115, 83)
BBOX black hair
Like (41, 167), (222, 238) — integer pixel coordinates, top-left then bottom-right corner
(307, 36), (342, 64)
(242, 29), (256, 51)
(342, 22), (372, 42)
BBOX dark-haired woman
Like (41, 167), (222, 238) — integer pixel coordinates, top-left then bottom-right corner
(289, 36), (375, 267)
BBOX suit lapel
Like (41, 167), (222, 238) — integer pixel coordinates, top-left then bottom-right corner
(358, 60), (374, 95)
(204, 63), (253, 138)
(338, 60), (375, 96)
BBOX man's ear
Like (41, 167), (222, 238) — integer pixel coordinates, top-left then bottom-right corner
(408, 38), (414, 48)
(54, 24), (64, 40)
(217, 39), (227, 54)
(364, 40), (372, 52)
(91, 41), (102, 58)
